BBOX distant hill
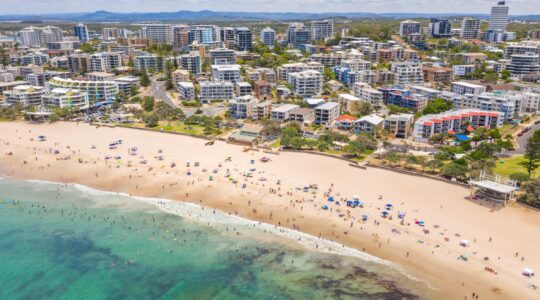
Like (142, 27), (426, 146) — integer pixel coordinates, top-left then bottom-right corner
(0, 10), (539, 22)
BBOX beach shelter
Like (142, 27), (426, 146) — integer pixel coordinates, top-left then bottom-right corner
(522, 268), (535, 277)
(385, 204), (393, 210)
(398, 211), (406, 219)
(460, 239), (470, 247)
(327, 196), (334, 202)
(322, 205), (329, 210)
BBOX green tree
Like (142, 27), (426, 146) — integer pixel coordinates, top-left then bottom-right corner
(140, 71), (151, 87)
(521, 130), (540, 176)
(79, 42), (95, 53)
(144, 114), (159, 127)
(427, 159), (445, 172)
(441, 162), (468, 179)
(422, 98), (453, 115)
(142, 96), (155, 112)
(510, 172), (530, 184)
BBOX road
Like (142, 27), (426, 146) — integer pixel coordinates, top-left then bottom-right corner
(150, 76), (227, 118)
(512, 122), (540, 154)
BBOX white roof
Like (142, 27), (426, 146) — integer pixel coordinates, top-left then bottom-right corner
(469, 180), (517, 194)
(212, 64), (241, 71)
(178, 82), (194, 88)
(338, 93), (361, 101)
(356, 114), (384, 125)
(315, 102), (340, 110)
(452, 81), (485, 88)
(272, 104), (299, 113)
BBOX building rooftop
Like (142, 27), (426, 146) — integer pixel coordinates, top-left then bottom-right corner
(315, 102), (340, 110)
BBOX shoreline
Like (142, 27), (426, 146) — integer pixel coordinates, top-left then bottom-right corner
(1, 121), (539, 299)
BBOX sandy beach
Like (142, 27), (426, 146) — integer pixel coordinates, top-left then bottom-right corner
(1, 121), (539, 299)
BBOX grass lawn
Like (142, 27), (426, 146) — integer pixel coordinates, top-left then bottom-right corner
(269, 139), (281, 148)
(155, 121), (207, 136)
(493, 155), (538, 178)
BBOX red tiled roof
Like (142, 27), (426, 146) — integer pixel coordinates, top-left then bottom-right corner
(337, 114), (358, 122)
(448, 130), (456, 135)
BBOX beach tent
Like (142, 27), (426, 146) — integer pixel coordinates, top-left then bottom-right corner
(460, 239), (470, 247)
(385, 204), (393, 210)
(523, 268), (535, 277)
(398, 211), (406, 219)
(322, 205), (329, 210)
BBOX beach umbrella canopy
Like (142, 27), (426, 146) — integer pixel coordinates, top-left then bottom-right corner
(398, 211), (406, 218)
(460, 239), (470, 247)
(522, 268), (535, 276)
(353, 195), (360, 200)
(327, 196), (334, 202)
(322, 205), (329, 210)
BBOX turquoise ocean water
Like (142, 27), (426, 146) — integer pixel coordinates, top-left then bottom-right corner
(0, 177), (429, 299)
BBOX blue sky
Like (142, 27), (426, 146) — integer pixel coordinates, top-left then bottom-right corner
(0, 0), (538, 15)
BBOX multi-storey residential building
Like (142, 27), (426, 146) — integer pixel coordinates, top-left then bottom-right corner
(453, 65), (476, 76)
(507, 53), (540, 77)
(0, 72), (14, 83)
(391, 62), (424, 85)
(68, 53), (90, 73)
(314, 102), (340, 126)
(286, 23), (311, 46)
(42, 88), (89, 108)
(413, 109), (504, 142)
(337, 93), (362, 112)
(189, 25), (216, 45)
(310, 53), (345, 67)
(25, 71), (69, 87)
(462, 53), (488, 64)
(142, 24), (173, 44)
(519, 91), (540, 112)
(173, 69), (190, 83)
(254, 80), (272, 100)
(382, 87), (428, 111)
(253, 101), (272, 120)
(199, 81), (235, 103)
(74, 23), (89, 42)
(20, 53), (49, 66)
(87, 72), (115, 82)
(134, 53), (170, 72)
(399, 20), (421, 37)
(177, 82), (195, 101)
(220, 27), (236, 48)
(47, 77), (119, 104)
(311, 20), (334, 41)
(289, 108), (315, 125)
(4, 85), (44, 106)
(178, 53), (202, 74)
(89, 52), (122, 72)
(429, 18), (452, 38)
(341, 58), (371, 71)
(460, 18), (481, 39)
(504, 43), (540, 59)
(422, 66), (453, 83)
(354, 84), (384, 110)
(277, 62), (323, 81)
(287, 70), (323, 98)
(442, 91), (521, 120)
(260, 27), (276, 48)
(209, 48), (236, 65)
(451, 81), (486, 95)
(270, 104), (300, 122)
(114, 76), (140, 96)
(229, 95), (258, 119)
(235, 27), (253, 51)
(235, 82), (252, 96)
(172, 25), (190, 51)
(411, 86), (442, 100)
(489, 1), (509, 31)
(211, 64), (242, 83)
(384, 113), (415, 138)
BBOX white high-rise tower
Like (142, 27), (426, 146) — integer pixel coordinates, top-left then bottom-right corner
(489, 1), (509, 31)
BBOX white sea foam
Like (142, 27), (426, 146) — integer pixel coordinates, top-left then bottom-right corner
(8, 178), (425, 287)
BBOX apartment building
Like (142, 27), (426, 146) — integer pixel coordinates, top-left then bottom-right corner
(277, 62), (324, 81)
(391, 62), (424, 85)
(311, 20), (334, 41)
(260, 27), (276, 48)
(199, 81), (235, 103)
(354, 85), (384, 110)
(235, 27), (253, 51)
(287, 70), (323, 98)
(4, 85), (44, 106)
(422, 66), (453, 83)
(384, 113), (415, 138)
(47, 77), (119, 103)
(254, 80), (272, 100)
(252, 101), (272, 120)
(177, 82), (195, 101)
(211, 64), (242, 83)
(178, 53), (202, 74)
(451, 81), (486, 95)
(354, 114), (384, 135)
(228, 95), (258, 119)
(460, 18), (481, 39)
(314, 102), (340, 126)
(42, 88), (89, 108)
(507, 53), (540, 77)
(209, 48), (236, 65)
(413, 109), (504, 142)
(399, 20), (421, 37)
(453, 65), (476, 76)
(142, 24), (173, 44)
(270, 104), (300, 122)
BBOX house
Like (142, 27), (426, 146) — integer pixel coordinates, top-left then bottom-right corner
(335, 114), (358, 130)
(354, 114), (384, 135)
